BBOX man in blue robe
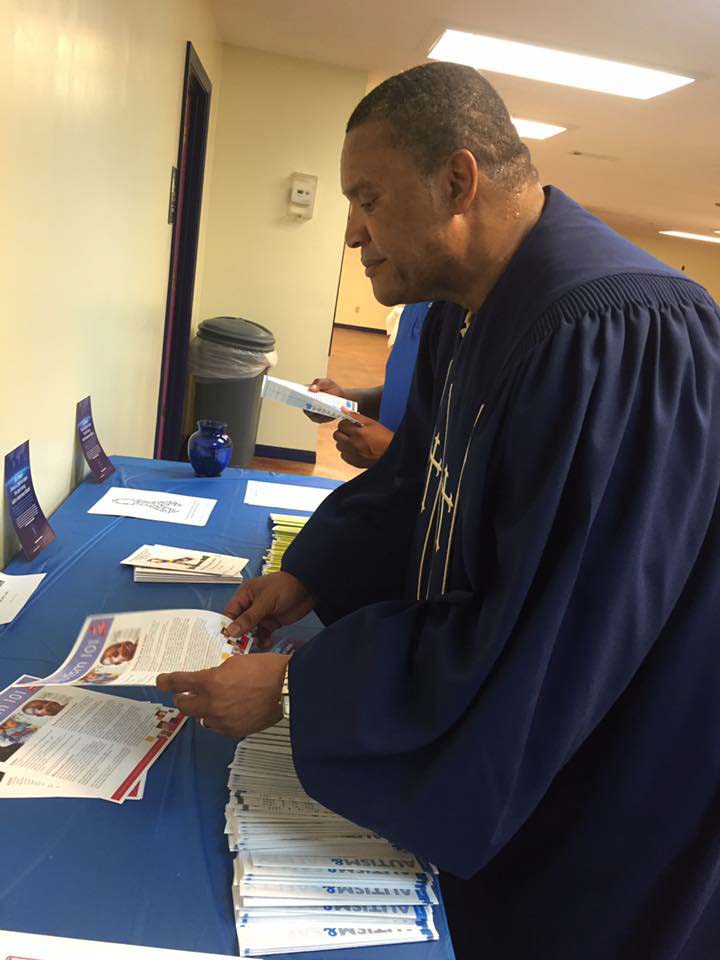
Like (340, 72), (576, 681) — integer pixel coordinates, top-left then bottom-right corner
(159, 62), (720, 958)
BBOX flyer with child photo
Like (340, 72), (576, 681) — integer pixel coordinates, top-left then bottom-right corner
(16, 610), (254, 688)
(0, 676), (185, 802)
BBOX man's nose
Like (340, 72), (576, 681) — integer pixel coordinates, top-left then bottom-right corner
(345, 205), (370, 249)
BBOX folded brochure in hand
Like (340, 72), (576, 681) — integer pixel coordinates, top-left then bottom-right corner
(261, 376), (362, 424)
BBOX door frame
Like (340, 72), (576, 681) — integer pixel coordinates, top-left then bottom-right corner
(154, 42), (212, 460)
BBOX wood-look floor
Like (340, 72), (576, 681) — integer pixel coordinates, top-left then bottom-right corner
(249, 327), (390, 482)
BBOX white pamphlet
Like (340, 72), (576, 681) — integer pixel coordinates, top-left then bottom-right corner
(16, 609), (254, 687)
(244, 480), (332, 513)
(0, 930), (238, 960)
(122, 544), (249, 583)
(0, 675), (186, 802)
(88, 487), (216, 526)
(0, 570), (46, 624)
(261, 375), (361, 423)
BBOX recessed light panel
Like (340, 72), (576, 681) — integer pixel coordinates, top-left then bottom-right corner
(659, 231), (720, 245)
(429, 29), (694, 100)
(511, 117), (566, 140)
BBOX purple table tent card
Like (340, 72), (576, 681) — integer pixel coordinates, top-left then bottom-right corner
(4, 441), (56, 560)
(76, 396), (115, 482)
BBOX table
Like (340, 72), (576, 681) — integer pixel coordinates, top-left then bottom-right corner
(0, 456), (454, 960)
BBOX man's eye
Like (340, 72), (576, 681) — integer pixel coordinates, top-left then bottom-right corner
(360, 198), (377, 211)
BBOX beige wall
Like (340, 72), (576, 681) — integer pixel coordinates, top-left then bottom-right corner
(334, 246), (393, 331)
(335, 217), (720, 337)
(619, 231), (720, 303)
(198, 46), (367, 452)
(1, 0), (222, 564)
(332, 74), (390, 333)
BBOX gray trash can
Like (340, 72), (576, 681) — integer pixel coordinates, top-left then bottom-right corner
(189, 316), (277, 467)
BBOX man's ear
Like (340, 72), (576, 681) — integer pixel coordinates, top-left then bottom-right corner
(445, 148), (479, 213)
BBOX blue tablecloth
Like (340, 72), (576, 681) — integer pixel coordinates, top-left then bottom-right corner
(0, 456), (454, 960)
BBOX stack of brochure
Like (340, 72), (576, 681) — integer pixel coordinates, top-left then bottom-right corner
(122, 544), (249, 584)
(262, 515), (309, 575)
(0, 675), (185, 802)
(226, 721), (439, 955)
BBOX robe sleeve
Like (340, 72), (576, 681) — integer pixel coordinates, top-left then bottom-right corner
(286, 298), (720, 877)
(282, 303), (454, 623)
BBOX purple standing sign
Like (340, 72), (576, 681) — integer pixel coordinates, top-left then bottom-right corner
(4, 441), (56, 560)
(76, 396), (115, 482)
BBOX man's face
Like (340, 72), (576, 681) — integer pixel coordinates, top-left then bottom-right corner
(341, 122), (453, 306)
(23, 699), (63, 717)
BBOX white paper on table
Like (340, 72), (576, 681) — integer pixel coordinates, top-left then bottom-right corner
(15, 609), (253, 687)
(0, 570), (46, 624)
(127, 771), (147, 799)
(244, 480), (332, 513)
(0, 676), (186, 802)
(88, 487), (216, 526)
(0, 930), (239, 960)
(0, 767), (148, 801)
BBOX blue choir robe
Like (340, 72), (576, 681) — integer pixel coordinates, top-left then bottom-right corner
(282, 187), (720, 959)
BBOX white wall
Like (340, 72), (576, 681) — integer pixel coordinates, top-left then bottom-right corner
(198, 46), (367, 453)
(1, 0), (222, 564)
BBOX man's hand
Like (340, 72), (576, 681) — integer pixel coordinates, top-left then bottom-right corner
(222, 571), (315, 639)
(304, 378), (346, 423)
(333, 408), (394, 468)
(156, 653), (288, 738)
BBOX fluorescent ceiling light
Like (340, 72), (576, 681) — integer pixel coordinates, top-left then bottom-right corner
(429, 29), (695, 100)
(511, 117), (566, 140)
(659, 231), (720, 245)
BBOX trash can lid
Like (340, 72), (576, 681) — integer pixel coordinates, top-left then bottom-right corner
(197, 316), (276, 351)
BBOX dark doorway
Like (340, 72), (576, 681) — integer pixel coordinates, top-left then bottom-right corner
(155, 42), (212, 460)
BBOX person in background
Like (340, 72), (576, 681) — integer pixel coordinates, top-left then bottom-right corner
(307, 301), (431, 468)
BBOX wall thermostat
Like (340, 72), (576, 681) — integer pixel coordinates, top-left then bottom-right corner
(289, 172), (318, 220)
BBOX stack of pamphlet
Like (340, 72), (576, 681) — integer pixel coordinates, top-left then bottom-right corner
(226, 721), (439, 955)
(262, 515), (309, 575)
(122, 544), (249, 584)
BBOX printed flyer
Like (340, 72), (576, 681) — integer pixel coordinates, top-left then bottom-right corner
(0, 675), (185, 803)
(4, 441), (56, 559)
(76, 395), (115, 482)
(18, 609), (254, 687)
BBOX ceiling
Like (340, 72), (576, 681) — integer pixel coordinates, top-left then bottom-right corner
(209, 0), (720, 238)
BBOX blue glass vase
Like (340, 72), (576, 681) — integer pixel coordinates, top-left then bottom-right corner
(188, 420), (233, 477)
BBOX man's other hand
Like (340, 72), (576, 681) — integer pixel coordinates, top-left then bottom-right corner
(304, 378), (345, 422)
(333, 408), (394, 468)
(222, 571), (315, 639)
(156, 653), (288, 739)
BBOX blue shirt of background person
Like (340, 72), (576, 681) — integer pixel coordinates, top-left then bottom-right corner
(306, 301), (432, 468)
(378, 301), (432, 431)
